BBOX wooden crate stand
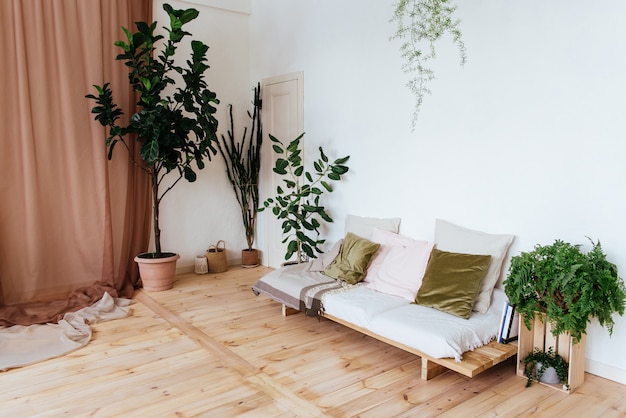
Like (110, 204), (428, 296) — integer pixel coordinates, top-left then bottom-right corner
(516, 312), (586, 393)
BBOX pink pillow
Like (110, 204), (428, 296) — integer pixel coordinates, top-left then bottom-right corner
(364, 228), (420, 282)
(365, 228), (434, 301)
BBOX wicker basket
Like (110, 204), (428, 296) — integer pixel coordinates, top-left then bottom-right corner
(206, 240), (228, 273)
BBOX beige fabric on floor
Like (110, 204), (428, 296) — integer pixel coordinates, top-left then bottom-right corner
(0, 293), (131, 371)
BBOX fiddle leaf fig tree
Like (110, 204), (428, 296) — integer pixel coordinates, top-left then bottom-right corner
(259, 133), (350, 263)
(86, 3), (219, 257)
(504, 238), (626, 343)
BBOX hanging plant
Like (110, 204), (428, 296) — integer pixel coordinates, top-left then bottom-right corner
(390, 0), (466, 128)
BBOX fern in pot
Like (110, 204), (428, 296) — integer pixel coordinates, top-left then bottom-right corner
(504, 238), (626, 343)
(504, 238), (625, 390)
(86, 4), (219, 291)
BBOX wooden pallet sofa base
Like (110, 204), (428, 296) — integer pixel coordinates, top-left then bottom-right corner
(282, 304), (517, 380)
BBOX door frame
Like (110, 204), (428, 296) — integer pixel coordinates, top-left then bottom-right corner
(259, 71), (304, 268)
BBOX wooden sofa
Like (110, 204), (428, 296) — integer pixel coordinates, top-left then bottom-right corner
(253, 216), (518, 380)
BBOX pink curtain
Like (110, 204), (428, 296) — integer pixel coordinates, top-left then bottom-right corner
(0, 0), (152, 325)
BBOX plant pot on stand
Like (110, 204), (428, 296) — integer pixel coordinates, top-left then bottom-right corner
(135, 253), (180, 292)
(505, 239), (626, 393)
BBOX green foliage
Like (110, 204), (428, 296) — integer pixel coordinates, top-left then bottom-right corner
(390, 0), (466, 128)
(217, 83), (262, 250)
(504, 239), (626, 343)
(523, 347), (569, 389)
(86, 3), (219, 255)
(259, 134), (350, 262)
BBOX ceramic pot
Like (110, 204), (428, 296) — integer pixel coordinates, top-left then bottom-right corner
(241, 248), (259, 268)
(134, 253), (180, 291)
(537, 363), (560, 384)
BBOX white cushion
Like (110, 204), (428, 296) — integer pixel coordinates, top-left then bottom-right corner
(434, 219), (515, 313)
(344, 214), (400, 239)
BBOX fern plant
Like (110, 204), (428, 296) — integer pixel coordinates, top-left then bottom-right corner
(259, 133), (350, 263)
(390, 0), (466, 128)
(504, 238), (626, 343)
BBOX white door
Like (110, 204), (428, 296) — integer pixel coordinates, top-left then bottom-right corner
(259, 72), (304, 268)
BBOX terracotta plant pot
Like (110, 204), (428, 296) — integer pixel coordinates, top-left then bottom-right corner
(134, 253), (180, 291)
(241, 248), (259, 268)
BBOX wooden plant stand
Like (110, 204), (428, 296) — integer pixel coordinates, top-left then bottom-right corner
(516, 312), (586, 393)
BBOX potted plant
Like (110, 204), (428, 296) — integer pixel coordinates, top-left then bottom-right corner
(217, 83), (262, 268)
(523, 347), (569, 389)
(259, 133), (350, 263)
(504, 238), (626, 343)
(86, 4), (219, 291)
(505, 238), (626, 391)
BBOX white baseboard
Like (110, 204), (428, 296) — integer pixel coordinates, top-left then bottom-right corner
(586, 358), (626, 385)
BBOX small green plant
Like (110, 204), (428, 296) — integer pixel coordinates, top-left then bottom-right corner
(390, 0), (466, 128)
(259, 133), (350, 263)
(523, 347), (569, 389)
(505, 238), (626, 343)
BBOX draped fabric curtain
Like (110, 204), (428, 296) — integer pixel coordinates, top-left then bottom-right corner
(0, 0), (152, 326)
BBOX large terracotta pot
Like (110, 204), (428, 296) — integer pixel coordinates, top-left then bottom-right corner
(241, 248), (259, 268)
(134, 253), (180, 291)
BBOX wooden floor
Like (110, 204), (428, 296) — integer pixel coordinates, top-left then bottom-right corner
(3, 267), (626, 417)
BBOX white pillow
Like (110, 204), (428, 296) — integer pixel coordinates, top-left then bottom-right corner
(345, 214), (401, 239)
(434, 219), (515, 313)
(366, 228), (434, 301)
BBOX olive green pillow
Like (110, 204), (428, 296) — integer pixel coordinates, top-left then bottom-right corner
(415, 249), (492, 319)
(324, 232), (380, 284)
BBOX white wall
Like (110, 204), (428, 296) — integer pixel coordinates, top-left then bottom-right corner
(248, 0), (626, 384)
(153, 0), (253, 269)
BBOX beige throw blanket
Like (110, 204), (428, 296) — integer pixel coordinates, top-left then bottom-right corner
(0, 292), (131, 371)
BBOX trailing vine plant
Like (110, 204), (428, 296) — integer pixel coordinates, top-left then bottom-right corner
(390, 0), (466, 128)
(523, 347), (570, 389)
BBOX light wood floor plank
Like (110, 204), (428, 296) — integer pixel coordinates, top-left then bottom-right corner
(2, 266), (625, 417)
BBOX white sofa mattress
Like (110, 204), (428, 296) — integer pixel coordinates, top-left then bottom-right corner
(320, 284), (408, 329)
(252, 263), (505, 361)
